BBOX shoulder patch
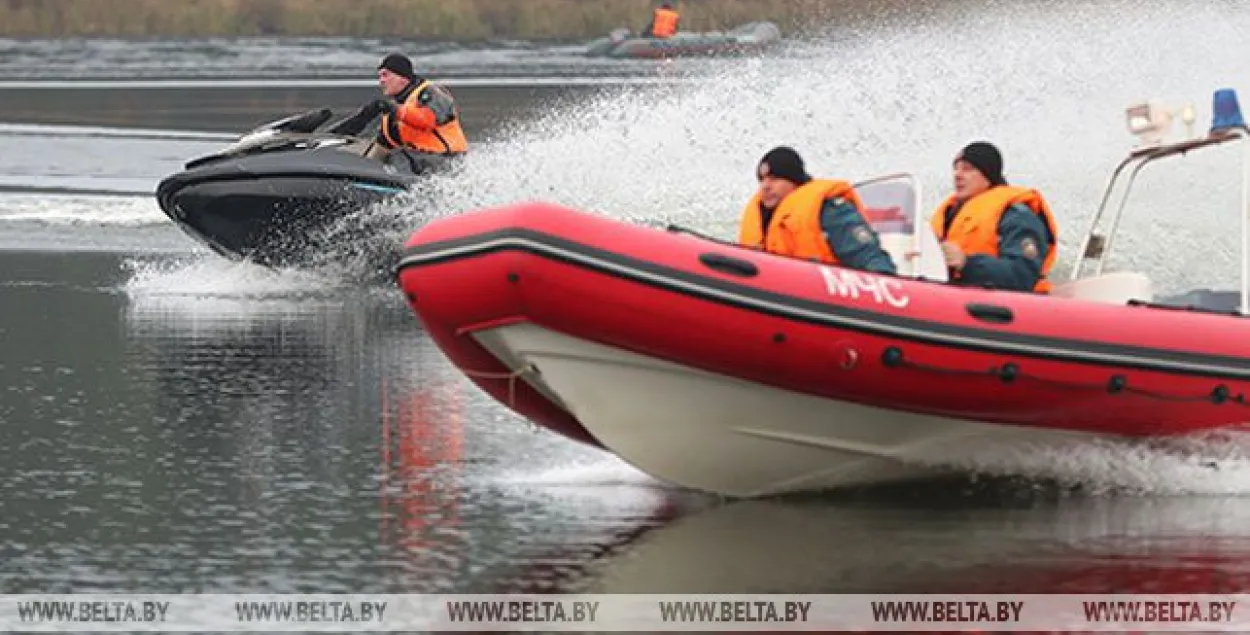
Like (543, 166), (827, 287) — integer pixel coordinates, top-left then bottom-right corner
(852, 225), (874, 244)
(1021, 236), (1040, 260)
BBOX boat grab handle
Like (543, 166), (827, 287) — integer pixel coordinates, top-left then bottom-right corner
(698, 252), (759, 277)
(965, 303), (1014, 324)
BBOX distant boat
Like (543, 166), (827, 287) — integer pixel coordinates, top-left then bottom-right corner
(584, 21), (782, 59)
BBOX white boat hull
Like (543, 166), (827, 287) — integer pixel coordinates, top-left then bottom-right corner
(471, 322), (1103, 497)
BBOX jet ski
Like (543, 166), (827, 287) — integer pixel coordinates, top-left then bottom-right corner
(155, 107), (458, 271)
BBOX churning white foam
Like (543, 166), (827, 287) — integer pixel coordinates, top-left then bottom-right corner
(104, 0), (1250, 493)
(373, 0), (1250, 295)
(120, 254), (345, 298)
(910, 430), (1250, 496)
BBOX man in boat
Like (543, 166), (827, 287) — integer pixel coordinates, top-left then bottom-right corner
(643, 1), (680, 38)
(738, 146), (897, 275)
(327, 52), (468, 161)
(929, 142), (1058, 293)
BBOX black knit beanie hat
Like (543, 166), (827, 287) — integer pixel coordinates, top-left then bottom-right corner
(758, 146), (812, 185)
(378, 53), (415, 80)
(955, 141), (1006, 186)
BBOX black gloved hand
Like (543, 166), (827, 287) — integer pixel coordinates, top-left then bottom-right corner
(370, 99), (397, 116)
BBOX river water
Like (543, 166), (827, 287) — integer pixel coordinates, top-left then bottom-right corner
(4, 2), (1250, 624)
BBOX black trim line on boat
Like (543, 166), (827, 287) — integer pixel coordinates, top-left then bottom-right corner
(395, 228), (1250, 382)
(156, 170), (412, 193)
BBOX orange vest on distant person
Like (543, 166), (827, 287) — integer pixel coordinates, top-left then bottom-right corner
(739, 179), (867, 265)
(380, 80), (468, 154)
(651, 8), (679, 37)
(930, 185), (1059, 293)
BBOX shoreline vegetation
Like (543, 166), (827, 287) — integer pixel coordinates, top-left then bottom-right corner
(0, 0), (866, 40)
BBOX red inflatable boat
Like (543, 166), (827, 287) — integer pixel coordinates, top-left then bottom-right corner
(395, 92), (1250, 497)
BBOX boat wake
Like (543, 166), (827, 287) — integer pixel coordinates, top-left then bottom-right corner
(81, 0), (1248, 295)
(121, 254), (340, 297)
(0, 193), (164, 226)
(69, 0), (1250, 498)
(117, 254), (366, 320)
(910, 430), (1250, 496)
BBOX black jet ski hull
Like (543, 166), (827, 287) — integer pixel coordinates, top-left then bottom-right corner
(156, 144), (453, 270)
(158, 175), (403, 267)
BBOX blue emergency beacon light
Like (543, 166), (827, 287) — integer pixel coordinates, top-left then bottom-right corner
(1212, 88), (1246, 133)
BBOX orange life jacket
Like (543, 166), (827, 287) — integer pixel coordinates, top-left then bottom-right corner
(739, 179), (867, 265)
(380, 79), (468, 154)
(651, 8), (679, 38)
(930, 185), (1059, 293)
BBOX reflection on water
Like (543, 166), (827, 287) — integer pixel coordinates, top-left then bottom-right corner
(379, 374), (462, 565)
(0, 250), (693, 593)
(6, 250), (1250, 599)
(574, 489), (1250, 595)
(9, 2), (1250, 601)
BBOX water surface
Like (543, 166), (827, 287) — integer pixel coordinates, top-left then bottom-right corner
(5, 0), (1250, 605)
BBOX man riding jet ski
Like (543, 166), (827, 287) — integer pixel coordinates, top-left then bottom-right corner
(154, 52), (469, 274)
(328, 52), (468, 165)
